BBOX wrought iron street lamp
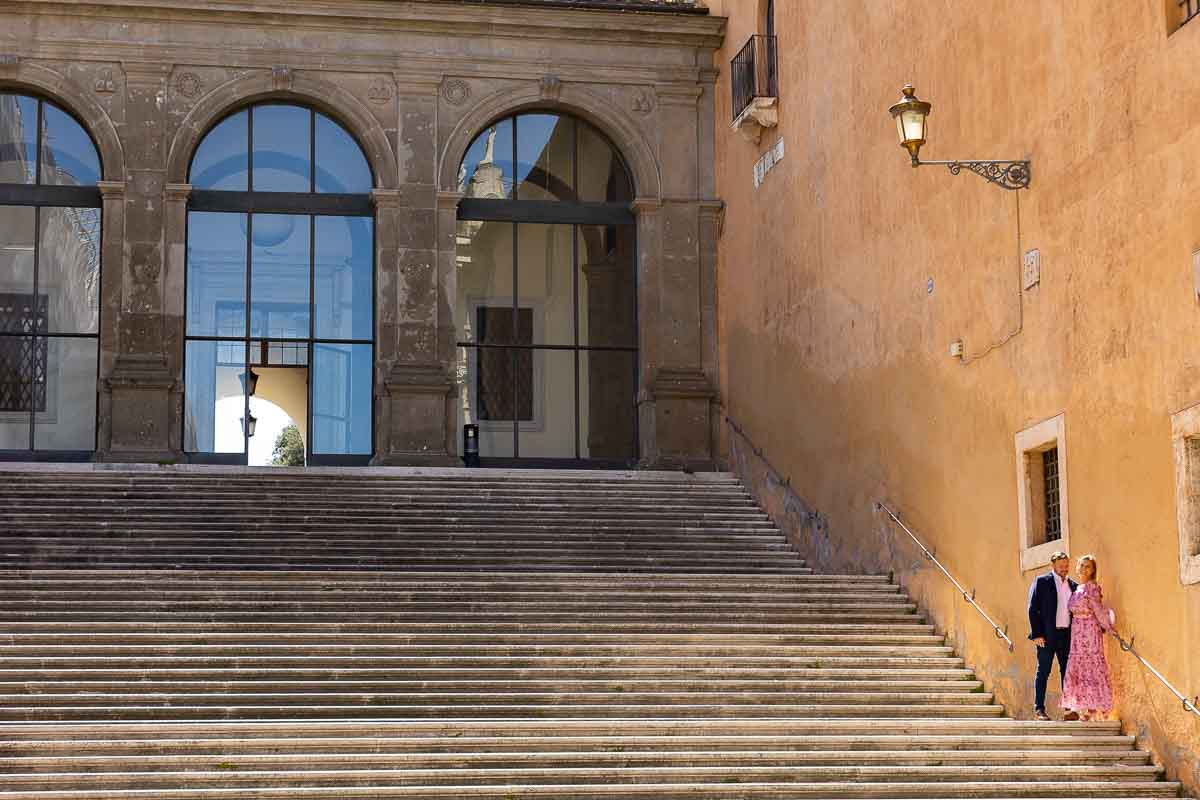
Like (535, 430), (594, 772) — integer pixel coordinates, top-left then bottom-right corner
(888, 84), (1031, 190)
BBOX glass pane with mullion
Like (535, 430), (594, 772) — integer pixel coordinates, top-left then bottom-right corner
(0, 95), (37, 185)
(577, 122), (632, 204)
(456, 344), (514, 458)
(577, 223), (637, 348)
(0, 334), (35, 449)
(40, 104), (101, 187)
(517, 347), (576, 459)
(579, 348), (638, 461)
(314, 115), (372, 194)
(456, 219), (517, 344)
(250, 213), (310, 340)
(311, 342), (372, 455)
(33, 335), (97, 450)
(517, 223), (573, 346)
(187, 212), (247, 337)
(252, 105), (312, 193)
(516, 114), (574, 201)
(189, 111), (249, 191)
(0, 207), (37, 328)
(314, 215), (373, 340)
(184, 339), (246, 454)
(458, 117), (514, 200)
(38, 206), (101, 335)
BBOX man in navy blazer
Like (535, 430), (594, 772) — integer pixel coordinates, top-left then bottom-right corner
(1027, 550), (1078, 720)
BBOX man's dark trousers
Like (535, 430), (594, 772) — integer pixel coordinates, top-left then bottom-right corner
(1034, 628), (1070, 713)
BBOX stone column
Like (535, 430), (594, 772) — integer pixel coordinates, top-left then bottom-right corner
(103, 62), (178, 461)
(374, 78), (456, 465)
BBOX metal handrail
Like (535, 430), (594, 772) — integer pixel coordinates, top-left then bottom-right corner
(1112, 632), (1200, 719)
(876, 502), (1014, 652)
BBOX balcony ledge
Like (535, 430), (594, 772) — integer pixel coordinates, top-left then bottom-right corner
(732, 96), (778, 144)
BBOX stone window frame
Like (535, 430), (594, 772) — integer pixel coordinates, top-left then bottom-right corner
(1171, 403), (1200, 585)
(1016, 414), (1071, 572)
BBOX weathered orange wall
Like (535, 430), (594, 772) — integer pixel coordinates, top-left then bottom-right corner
(709, 0), (1200, 790)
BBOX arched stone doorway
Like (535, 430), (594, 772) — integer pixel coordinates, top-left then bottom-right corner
(181, 102), (376, 465)
(454, 112), (638, 466)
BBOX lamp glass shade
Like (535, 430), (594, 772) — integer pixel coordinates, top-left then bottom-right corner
(898, 108), (927, 146)
(241, 414), (258, 438)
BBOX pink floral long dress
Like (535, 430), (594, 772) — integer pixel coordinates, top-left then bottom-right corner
(1061, 582), (1114, 713)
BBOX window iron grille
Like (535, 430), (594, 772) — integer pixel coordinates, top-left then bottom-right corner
(1043, 446), (1062, 542)
(0, 294), (49, 413)
(731, 34), (778, 122)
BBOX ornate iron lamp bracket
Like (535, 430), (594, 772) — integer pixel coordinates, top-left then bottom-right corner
(920, 159), (1031, 191)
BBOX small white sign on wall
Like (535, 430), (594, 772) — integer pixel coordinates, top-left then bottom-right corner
(753, 136), (785, 189)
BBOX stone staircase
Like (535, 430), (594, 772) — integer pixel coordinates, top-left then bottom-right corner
(0, 466), (1186, 798)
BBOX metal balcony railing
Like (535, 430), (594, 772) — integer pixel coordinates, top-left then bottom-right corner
(1182, 0), (1200, 27)
(730, 34), (778, 122)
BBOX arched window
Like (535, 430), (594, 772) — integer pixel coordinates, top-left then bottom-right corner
(0, 93), (102, 456)
(455, 112), (638, 466)
(183, 104), (375, 465)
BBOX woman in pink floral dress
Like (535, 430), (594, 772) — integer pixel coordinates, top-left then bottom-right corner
(1062, 554), (1115, 720)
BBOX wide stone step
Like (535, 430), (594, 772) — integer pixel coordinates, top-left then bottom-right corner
(0, 668), (975, 682)
(0, 656), (968, 670)
(0, 679), (984, 694)
(0, 718), (1126, 739)
(0, 622), (934, 635)
(0, 748), (1153, 774)
(0, 533), (793, 549)
(0, 632), (946, 646)
(1, 562), (816, 575)
(0, 573), (883, 585)
(0, 735), (1141, 756)
(0, 703), (1006, 721)
(0, 783), (1183, 799)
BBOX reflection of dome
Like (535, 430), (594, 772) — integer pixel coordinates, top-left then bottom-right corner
(240, 215), (295, 247)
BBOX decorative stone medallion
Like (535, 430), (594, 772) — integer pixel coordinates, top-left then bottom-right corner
(174, 71), (203, 99)
(632, 90), (654, 115)
(367, 78), (393, 106)
(441, 78), (470, 106)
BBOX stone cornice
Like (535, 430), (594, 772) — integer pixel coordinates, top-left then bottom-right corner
(10, 1), (726, 50)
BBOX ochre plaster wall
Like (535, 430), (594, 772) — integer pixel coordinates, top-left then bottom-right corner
(711, 0), (1200, 790)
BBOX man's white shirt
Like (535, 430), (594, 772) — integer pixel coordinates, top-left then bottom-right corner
(1054, 574), (1071, 628)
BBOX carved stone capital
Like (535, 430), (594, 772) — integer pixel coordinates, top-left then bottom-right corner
(0, 54), (20, 77)
(121, 62), (171, 88)
(96, 180), (126, 200)
(540, 75), (563, 102)
(393, 74), (442, 97)
(163, 183), (192, 203)
(371, 188), (403, 209)
(437, 190), (465, 210)
(631, 197), (662, 216)
(655, 84), (703, 107)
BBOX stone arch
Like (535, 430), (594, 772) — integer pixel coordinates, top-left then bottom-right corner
(438, 83), (661, 201)
(0, 62), (125, 181)
(166, 70), (398, 189)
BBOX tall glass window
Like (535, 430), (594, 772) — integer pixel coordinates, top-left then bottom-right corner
(0, 94), (102, 455)
(184, 104), (374, 465)
(456, 113), (637, 464)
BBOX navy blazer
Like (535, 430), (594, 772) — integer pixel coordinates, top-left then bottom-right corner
(1027, 572), (1078, 648)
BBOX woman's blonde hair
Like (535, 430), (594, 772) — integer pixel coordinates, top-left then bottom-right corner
(1077, 554), (1098, 580)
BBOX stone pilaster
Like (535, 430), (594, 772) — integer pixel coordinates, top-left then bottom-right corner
(633, 192), (720, 470)
(103, 62), (178, 461)
(374, 77), (458, 465)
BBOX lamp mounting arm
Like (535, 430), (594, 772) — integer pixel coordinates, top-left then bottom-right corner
(917, 159), (1031, 191)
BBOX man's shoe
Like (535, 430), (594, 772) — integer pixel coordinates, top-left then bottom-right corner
(1063, 711), (1080, 721)
(1035, 710), (1051, 721)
